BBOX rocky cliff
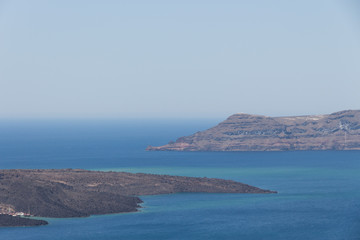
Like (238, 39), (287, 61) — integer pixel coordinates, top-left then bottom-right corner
(147, 110), (360, 151)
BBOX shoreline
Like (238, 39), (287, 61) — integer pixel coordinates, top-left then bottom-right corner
(0, 169), (276, 227)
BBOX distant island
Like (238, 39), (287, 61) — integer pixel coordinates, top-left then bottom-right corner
(147, 110), (360, 151)
(0, 169), (275, 227)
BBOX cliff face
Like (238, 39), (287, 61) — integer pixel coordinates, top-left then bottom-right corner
(0, 169), (274, 222)
(147, 110), (360, 151)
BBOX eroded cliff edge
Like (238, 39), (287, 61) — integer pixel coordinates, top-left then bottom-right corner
(0, 169), (275, 226)
(147, 110), (360, 151)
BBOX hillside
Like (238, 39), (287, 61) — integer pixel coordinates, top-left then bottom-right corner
(0, 169), (275, 226)
(147, 110), (360, 151)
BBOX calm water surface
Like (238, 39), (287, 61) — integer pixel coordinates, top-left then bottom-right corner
(0, 120), (359, 240)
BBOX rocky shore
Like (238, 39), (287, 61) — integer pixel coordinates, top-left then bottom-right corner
(0, 169), (275, 227)
(0, 214), (48, 227)
(147, 110), (360, 151)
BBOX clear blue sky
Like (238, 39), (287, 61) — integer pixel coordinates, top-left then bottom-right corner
(1, 0), (360, 118)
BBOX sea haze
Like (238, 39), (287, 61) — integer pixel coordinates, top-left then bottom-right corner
(0, 120), (360, 240)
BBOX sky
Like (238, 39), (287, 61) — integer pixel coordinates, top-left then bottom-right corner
(0, 0), (360, 119)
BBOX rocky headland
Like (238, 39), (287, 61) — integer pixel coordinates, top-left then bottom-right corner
(0, 214), (48, 227)
(147, 110), (360, 151)
(0, 169), (275, 227)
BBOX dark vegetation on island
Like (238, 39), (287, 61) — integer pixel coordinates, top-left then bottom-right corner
(147, 110), (360, 151)
(0, 169), (275, 227)
(0, 214), (47, 227)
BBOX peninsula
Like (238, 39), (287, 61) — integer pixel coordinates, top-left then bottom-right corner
(147, 110), (360, 151)
(0, 169), (275, 227)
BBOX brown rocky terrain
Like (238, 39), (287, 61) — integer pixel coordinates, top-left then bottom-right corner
(147, 110), (360, 151)
(0, 169), (275, 226)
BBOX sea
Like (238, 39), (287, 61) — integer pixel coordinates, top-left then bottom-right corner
(0, 119), (360, 240)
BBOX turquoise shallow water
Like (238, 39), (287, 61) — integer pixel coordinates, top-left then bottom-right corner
(0, 120), (360, 239)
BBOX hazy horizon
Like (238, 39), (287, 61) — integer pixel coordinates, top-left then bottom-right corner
(0, 108), (358, 121)
(1, 0), (360, 119)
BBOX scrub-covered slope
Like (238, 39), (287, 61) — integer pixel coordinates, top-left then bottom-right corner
(0, 169), (275, 226)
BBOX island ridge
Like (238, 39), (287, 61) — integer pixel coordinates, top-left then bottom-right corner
(0, 169), (275, 227)
(147, 110), (360, 151)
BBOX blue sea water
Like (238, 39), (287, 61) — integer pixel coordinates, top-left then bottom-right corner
(0, 119), (360, 240)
